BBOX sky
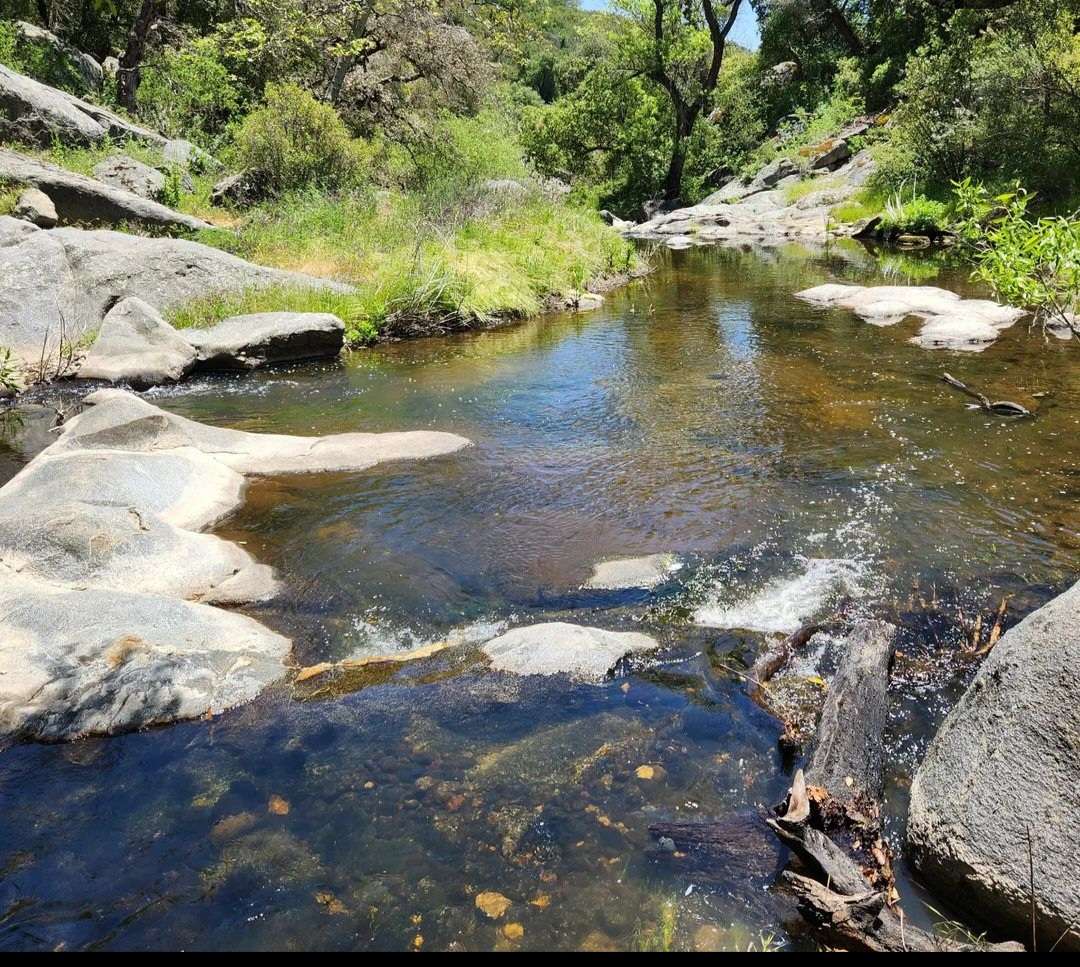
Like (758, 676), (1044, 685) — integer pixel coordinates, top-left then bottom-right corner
(577, 0), (762, 51)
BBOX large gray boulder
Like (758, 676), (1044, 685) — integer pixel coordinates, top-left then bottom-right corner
(11, 186), (57, 227)
(482, 622), (659, 681)
(92, 153), (183, 201)
(13, 21), (104, 92)
(0, 147), (207, 231)
(77, 297), (198, 388)
(187, 311), (346, 371)
(908, 581), (1080, 951)
(0, 390), (471, 741)
(0, 216), (353, 365)
(0, 62), (163, 147)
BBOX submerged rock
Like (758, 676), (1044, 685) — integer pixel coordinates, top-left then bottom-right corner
(481, 622), (658, 681)
(186, 311), (345, 371)
(795, 283), (1027, 352)
(77, 297), (198, 388)
(908, 580), (1080, 951)
(584, 554), (679, 590)
(0, 390), (470, 740)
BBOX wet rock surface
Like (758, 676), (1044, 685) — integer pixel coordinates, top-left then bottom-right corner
(0, 390), (470, 740)
(482, 622), (659, 681)
(584, 554), (679, 590)
(795, 283), (1027, 352)
(908, 579), (1080, 951)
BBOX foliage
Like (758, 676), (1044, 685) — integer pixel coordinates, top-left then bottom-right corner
(879, 186), (949, 236)
(232, 83), (361, 196)
(136, 36), (243, 147)
(875, 3), (1080, 200)
(953, 178), (1080, 335)
(0, 345), (22, 395)
(0, 16), (90, 92)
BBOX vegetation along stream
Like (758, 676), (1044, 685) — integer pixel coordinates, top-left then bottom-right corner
(2, 241), (1077, 951)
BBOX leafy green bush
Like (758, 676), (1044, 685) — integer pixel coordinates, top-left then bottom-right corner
(136, 37), (243, 147)
(875, 6), (1080, 201)
(0, 18), (90, 93)
(953, 178), (1080, 335)
(232, 83), (361, 196)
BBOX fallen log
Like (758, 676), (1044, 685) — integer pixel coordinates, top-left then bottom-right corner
(942, 373), (1031, 418)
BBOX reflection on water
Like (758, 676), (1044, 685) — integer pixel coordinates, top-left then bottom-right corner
(1, 241), (1077, 950)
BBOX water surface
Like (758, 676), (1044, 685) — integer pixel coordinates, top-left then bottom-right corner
(2, 241), (1077, 951)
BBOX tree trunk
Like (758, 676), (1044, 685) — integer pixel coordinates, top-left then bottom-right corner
(36, 1), (51, 29)
(117, 0), (163, 112)
(326, 2), (375, 105)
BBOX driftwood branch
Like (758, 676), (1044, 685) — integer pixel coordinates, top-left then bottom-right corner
(942, 373), (1031, 417)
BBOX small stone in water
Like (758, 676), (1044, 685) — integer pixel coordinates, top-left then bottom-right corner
(363, 781), (376, 790)
(502, 923), (524, 941)
(658, 836), (676, 853)
(475, 891), (512, 919)
(315, 891), (348, 915)
(530, 894), (551, 909)
(268, 794), (290, 815)
(635, 765), (655, 780)
(209, 811), (257, 844)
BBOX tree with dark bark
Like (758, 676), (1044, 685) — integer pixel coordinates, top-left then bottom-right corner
(117, 0), (165, 110)
(621, 0), (743, 202)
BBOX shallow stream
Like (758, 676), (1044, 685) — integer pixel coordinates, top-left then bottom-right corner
(2, 240), (1078, 950)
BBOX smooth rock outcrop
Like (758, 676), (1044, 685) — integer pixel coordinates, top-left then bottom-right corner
(626, 149), (876, 247)
(186, 311), (346, 371)
(0, 147), (208, 231)
(0, 216), (353, 364)
(584, 554), (679, 590)
(0, 390), (471, 740)
(482, 622), (659, 681)
(0, 63), (164, 147)
(0, 577), (291, 742)
(795, 283), (1027, 352)
(908, 580), (1080, 951)
(11, 186), (57, 227)
(77, 297), (198, 387)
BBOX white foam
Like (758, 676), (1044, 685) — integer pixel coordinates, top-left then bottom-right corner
(693, 557), (864, 635)
(343, 613), (509, 660)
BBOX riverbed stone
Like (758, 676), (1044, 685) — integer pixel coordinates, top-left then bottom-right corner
(584, 554), (679, 590)
(795, 283), (1025, 352)
(907, 580), (1080, 951)
(482, 622), (659, 681)
(186, 311), (345, 371)
(77, 297), (198, 387)
(0, 390), (471, 741)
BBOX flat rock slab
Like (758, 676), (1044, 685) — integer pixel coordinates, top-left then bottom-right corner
(584, 554), (680, 590)
(482, 622), (659, 681)
(0, 390), (470, 741)
(0, 147), (208, 232)
(92, 153), (173, 201)
(0, 216), (353, 365)
(795, 283), (1027, 352)
(78, 296), (198, 388)
(0, 577), (290, 741)
(187, 311), (345, 371)
(908, 580), (1080, 951)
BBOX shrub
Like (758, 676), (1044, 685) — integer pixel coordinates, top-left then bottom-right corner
(880, 189), (950, 236)
(953, 178), (1080, 335)
(136, 37), (243, 147)
(232, 83), (361, 196)
(0, 18), (89, 93)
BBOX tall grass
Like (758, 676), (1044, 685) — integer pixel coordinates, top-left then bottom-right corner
(182, 185), (638, 344)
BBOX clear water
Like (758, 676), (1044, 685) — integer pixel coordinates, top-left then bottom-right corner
(2, 240), (1077, 951)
